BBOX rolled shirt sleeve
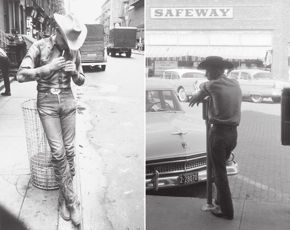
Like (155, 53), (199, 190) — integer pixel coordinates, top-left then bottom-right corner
(16, 41), (50, 82)
(72, 50), (85, 86)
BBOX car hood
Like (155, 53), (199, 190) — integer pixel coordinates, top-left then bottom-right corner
(146, 112), (206, 161)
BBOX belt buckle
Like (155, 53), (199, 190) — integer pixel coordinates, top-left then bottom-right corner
(50, 88), (61, 95)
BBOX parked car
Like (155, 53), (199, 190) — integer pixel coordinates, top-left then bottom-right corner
(228, 69), (290, 103)
(146, 79), (238, 190)
(160, 69), (207, 102)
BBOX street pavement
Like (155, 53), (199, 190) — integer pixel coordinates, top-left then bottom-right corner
(75, 54), (144, 230)
(147, 100), (290, 230)
(0, 53), (144, 230)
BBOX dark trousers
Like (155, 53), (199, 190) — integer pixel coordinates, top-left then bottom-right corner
(0, 56), (10, 93)
(209, 124), (237, 218)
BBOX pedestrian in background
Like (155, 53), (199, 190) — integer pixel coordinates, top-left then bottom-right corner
(7, 29), (27, 67)
(16, 13), (87, 226)
(189, 56), (242, 220)
(0, 47), (11, 96)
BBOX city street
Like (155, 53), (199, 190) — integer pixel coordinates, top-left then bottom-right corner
(0, 53), (144, 230)
(76, 54), (144, 230)
(146, 100), (290, 230)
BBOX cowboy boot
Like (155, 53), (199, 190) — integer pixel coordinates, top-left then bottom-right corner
(58, 191), (70, 221)
(68, 200), (81, 226)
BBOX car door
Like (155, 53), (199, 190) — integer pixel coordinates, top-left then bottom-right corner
(239, 71), (252, 96)
(170, 71), (181, 92)
(180, 72), (196, 94)
(251, 72), (274, 96)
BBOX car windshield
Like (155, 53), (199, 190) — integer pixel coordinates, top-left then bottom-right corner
(253, 72), (272, 80)
(146, 90), (182, 112)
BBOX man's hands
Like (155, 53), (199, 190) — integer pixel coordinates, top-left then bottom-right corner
(188, 91), (208, 107)
(48, 57), (66, 72)
(189, 94), (203, 107)
(64, 60), (77, 74)
(46, 58), (77, 75)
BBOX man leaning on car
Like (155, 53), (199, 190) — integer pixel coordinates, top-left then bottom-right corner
(189, 56), (242, 220)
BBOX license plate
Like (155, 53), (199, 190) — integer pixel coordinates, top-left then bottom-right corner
(178, 172), (198, 184)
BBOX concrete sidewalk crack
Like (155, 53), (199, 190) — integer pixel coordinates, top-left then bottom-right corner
(238, 194), (249, 230)
(17, 176), (31, 220)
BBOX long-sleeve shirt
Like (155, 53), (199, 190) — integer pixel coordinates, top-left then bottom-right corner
(200, 75), (242, 126)
(17, 35), (85, 90)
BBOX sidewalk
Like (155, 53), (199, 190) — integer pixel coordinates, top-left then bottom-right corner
(147, 195), (290, 230)
(132, 49), (144, 55)
(0, 79), (80, 230)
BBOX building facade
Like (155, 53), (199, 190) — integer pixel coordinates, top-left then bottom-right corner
(0, 0), (54, 41)
(101, 0), (144, 46)
(146, 0), (290, 80)
(129, 0), (144, 45)
(101, 0), (111, 45)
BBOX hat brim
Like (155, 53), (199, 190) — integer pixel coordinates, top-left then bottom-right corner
(54, 14), (87, 51)
(198, 59), (233, 70)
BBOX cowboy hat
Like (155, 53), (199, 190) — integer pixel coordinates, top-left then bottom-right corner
(54, 13), (87, 51)
(198, 56), (233, 70)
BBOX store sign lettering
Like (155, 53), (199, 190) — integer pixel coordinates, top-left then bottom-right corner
(151, 7), (233, 19)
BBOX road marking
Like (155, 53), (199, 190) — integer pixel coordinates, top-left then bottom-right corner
(236, 174), (290, 201)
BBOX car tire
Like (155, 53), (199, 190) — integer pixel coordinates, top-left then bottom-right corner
(111, 51), (116, 57)
(250, 95), (263, 103)
(126, 50), (131, 58)
(101, 65), (106, 71)
(178, 88), (188, 102)
(272, 97), (281, 103)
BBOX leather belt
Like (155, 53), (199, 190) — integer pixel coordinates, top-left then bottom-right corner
(37, 88), (71, 95)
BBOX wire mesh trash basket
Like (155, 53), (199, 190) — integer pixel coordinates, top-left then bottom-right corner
(22, 99), (58, 190)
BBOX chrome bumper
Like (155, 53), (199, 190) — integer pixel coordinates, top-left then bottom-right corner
(146, 161), (239, 190)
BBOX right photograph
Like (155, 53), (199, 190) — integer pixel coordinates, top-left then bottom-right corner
(145, 0), (290, 229)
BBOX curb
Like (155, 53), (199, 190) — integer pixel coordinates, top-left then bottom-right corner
(132, 50), (144, 55)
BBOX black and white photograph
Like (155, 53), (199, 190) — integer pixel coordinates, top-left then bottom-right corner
(0, 0), (144, 229)
(1, 0), (290, 230)
(146, 0), (290, 230)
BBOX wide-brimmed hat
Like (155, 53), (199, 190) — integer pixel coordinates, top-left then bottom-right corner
(54, 13), (87, 51)
(198, 56), (233, 70)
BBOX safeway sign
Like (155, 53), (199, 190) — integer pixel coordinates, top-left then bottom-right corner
(151, 7), (233, 19)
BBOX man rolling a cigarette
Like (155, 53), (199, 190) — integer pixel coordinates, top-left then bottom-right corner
(16, 13), (87, 226)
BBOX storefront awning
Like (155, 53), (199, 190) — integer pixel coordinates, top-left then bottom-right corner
(146, 45), (271, 60)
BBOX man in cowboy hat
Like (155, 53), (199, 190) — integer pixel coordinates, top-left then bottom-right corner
(16, 13), (87, 226)
(189, 56), (242, 220)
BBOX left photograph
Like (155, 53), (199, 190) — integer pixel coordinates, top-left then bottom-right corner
(0, 0), (144, 229)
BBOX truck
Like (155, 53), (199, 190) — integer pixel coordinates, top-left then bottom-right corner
(107, 27), (137, 58)
(80, 24), (107, 71)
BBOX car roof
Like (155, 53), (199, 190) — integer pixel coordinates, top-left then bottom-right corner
(146, 78), (175, 90)
(163, 68), (205, 75)
(230, 69), (270, 74)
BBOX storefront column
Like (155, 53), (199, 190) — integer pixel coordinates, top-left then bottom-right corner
(272, 0), (288, 81)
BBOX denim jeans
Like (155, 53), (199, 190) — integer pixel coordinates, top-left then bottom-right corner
(37, 90), (77, 205)
(209, 125), (237, 218)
